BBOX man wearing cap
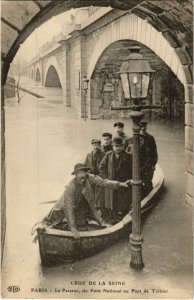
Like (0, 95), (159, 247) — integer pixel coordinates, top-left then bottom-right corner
(140, 121), (158, 192)
(114, 122), (130, 150)
(102, 133), (113, 153)
(99, 137), (132, 220)
(84, 139), (105, 176)
(44, 163), (131, 239)
(84, 139), (105, 209)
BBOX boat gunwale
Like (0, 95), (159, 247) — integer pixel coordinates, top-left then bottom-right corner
(39, 164), (164, 239)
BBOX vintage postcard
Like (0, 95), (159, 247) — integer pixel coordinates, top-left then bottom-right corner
(1, 0), (193, 299)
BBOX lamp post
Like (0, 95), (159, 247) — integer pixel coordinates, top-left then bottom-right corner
(112, 46), (155, 270)
(81, 76), (89, 121)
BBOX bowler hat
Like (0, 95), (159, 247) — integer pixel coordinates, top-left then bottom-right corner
(112, 136), (123, 145)
(102, 132), (112, 138)
(71, 163), (90, 175)
(91, 139), (101, 144)
(114, 122), (124, 128)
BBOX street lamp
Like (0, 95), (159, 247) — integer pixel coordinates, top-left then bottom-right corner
(81, 76), (89, 121)
(119, 46), (155, 270)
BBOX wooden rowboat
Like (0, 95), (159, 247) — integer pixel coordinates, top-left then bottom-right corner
(36, 164), (164, 267)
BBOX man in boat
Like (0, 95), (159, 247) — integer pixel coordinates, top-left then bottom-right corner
(140, 120), (158, 194)
(44, 163), (131, 239)
(84, 139), (105, 176)
(113, 122), (130, 151)
(101, 132), (113, 153)
(99, 137), (132, 222)
(84, 139), (105, 211)
(140, 132), (156, 197)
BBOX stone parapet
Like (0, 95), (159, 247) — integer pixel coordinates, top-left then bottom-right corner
(185, 149), (194, 176)
(185, 126), (193, 152)
(185, 103), (193, 127)
(186, 171), (193, 198)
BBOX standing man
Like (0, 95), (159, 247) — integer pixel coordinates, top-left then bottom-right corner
(140, 132), (156, 197)
(84, 139), (105, 210)
(84, 139), (105, 175)
(99, 137), (132, 221)
(102, 132), (113, 153)
(44, 163), (131, 239)
(140, 120), (158, 188)
(113, 122), (130, 150)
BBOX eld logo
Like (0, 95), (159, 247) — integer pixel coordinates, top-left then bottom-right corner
(7, 286), (20, 293)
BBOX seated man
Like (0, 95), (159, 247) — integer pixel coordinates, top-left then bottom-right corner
(44, 163), (131, 239)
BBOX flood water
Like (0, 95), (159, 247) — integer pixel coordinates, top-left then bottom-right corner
(2, 77), (193, 299)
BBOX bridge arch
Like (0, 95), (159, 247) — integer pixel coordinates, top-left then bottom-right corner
(44, 56), (63, 88)
(87, 14), (190, 86)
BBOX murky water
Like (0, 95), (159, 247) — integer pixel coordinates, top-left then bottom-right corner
(2, 77), (192, 299)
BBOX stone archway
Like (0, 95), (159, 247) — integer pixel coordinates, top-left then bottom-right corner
(87, 14), (189, 85)
(45, 65), (62, 87)
(88, 39), (185, 121)
(44, 56), (63, 89)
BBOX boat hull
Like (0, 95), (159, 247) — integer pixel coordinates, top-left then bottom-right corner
(37, 164), (164, 267)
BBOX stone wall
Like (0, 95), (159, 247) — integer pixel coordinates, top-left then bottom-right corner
(185, 84), (193, 206)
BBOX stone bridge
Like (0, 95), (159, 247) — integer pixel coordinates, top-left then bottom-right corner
(27, 7), (191, 122)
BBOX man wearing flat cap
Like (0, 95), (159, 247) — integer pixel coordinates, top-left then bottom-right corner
(84, 139), (105, 209)
(84, 139), (105, 176)
(44, 163), (131, 239)
(99, 136), (132, 221)
(114, 122), (130, 150)
(102, 132), (113, 153)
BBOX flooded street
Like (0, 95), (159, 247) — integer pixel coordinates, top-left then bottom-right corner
(2, 77), (192, 299)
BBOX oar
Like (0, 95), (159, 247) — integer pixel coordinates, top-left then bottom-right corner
(39, 200), (57, 205)
(5, 82), (45, 98)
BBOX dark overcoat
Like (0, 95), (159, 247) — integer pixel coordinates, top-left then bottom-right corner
(84, 150), (105, 207)
(99, 150), (132, 212)
(84, 150), (105, 175)
(144, 132), (158, 166)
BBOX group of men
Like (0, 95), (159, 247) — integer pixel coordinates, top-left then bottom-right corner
(44, 121), (158, 239)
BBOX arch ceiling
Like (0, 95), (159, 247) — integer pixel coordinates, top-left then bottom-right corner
(1, 0), (193, 85)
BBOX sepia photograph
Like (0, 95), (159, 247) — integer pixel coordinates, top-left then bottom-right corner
(1, 0), (193, 299)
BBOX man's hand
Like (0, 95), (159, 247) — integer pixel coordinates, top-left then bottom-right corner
(71, 227), (80, 239)
(101, 221), (112, 228)
(120, 180), (132, 188)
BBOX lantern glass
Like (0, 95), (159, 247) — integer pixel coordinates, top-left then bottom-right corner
(128, 73), (150, 99)
(120, 73), (130, 99)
